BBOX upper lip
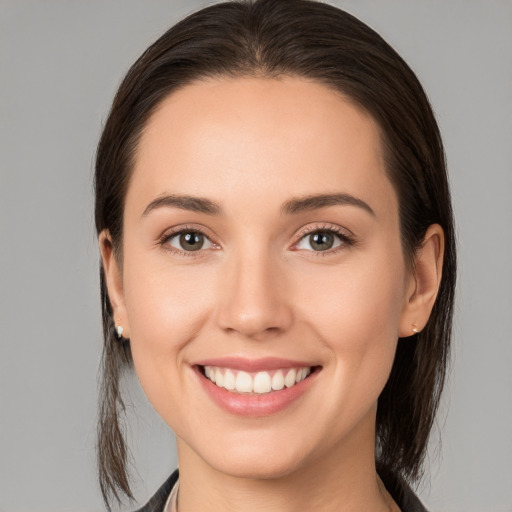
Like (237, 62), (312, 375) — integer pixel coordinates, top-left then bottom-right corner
(193, 357), (317, 372)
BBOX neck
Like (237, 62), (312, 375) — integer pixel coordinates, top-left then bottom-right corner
(174, 416), (397, 512)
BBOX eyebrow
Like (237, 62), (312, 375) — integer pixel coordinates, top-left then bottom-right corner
(141, 192), (375, 219)
(281, 193), (375, 217)
(141, 194), (222, 218)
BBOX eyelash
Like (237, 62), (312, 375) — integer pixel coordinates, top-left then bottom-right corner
(159, 225), (217, 258)
(293, 224), (356, 257)
(159, 223), (356, 258)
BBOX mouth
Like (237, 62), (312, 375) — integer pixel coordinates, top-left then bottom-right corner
(198, 365), (319, 395)
(193, 357), (322, 416)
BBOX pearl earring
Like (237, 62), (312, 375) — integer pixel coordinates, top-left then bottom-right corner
(115, 325), (124, 339)
(412, 324), (419, 334)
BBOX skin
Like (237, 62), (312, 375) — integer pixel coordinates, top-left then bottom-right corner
(100, 77), (444, 512)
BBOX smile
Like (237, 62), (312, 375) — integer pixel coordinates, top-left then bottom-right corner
(203, 365), (312, 394)
(194, 358), (321, 416)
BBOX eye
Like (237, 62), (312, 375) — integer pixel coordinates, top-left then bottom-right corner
(165, 230), (215, 252)
(294, 228), (350, 252)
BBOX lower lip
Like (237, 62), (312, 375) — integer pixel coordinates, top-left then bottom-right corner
(194, 366), (319, 417)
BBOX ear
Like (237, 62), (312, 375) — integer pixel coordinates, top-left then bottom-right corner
(399, 224), (444, 337)
(99, 230), (130, 338)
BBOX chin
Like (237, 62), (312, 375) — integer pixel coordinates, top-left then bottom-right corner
(191, 431), (316, 481)
(210, 453), (306, 481)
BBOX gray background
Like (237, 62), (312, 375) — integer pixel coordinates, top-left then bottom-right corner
(1, 1), (511, 511)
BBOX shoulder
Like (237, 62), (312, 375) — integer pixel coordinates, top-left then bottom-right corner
(133, 470), (179, 512)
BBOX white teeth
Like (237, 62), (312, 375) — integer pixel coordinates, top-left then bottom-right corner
(235, 371), (253, 393)
(224, 369), (236, 390)
(253, 371), (272, 393)
(284, 369), (297, 388)
(215, 368), (224, 387)
(296, 367), (310, 382)
(203, 365), (313, 395)
(271, 370), (285, 391)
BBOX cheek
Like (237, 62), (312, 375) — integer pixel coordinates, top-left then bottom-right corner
(298, 249), (405, 335)
(121, 251), (216, 403)
(123, 241), (215, 332)
(295, 251), (406, 399)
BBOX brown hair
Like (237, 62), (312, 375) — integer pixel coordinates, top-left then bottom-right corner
(95, 0), (456, 508)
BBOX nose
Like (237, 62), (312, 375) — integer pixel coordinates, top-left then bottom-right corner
(215, 249), (294, 340)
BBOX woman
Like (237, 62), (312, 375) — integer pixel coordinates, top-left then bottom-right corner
(95, 0), (456, 511)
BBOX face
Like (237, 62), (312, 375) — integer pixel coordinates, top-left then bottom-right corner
(103, 77), (420, 480)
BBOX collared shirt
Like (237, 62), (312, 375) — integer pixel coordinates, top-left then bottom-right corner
(163, 479), (178, 512)
(136, 469), (430, 512)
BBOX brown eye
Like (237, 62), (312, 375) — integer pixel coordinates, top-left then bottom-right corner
(295, 229), (347, 252)
(309, 232), (335, 251)
(166, 230), (214, 252)
(180, 232), (204, 251)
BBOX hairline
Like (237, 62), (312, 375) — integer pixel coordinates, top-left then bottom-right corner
(112, 71), (415, 265)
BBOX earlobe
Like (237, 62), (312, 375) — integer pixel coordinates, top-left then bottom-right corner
(399, 224), (444, 337)
(99, 230), (130, 338)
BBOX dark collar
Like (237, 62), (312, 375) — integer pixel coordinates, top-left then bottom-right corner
(134, 469), (178, 512)
(380, 470), (429, 512)
(134, 469), (429, 512)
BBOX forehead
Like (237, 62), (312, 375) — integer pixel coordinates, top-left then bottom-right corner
(128, 76), (397, 219)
